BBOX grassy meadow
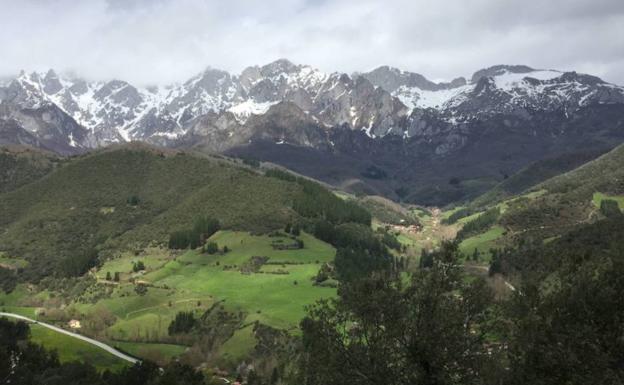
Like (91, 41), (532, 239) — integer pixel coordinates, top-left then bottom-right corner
(29, 324), (129, 372)
(1, 230), (336, 367)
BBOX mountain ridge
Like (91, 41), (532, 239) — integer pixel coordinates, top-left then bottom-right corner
(3, 59), (623, 152)
(2, 59), (624, 205)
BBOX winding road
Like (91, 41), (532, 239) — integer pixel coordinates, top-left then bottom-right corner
(0, 312), (139, 365)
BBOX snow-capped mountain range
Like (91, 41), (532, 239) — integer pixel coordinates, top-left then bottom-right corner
(1, 59), (624, 155)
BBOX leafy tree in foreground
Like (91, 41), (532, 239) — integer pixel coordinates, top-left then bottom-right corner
(504, 254), (624, 385)
(300, 242), (498, 385)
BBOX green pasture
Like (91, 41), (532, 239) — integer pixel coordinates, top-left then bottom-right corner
(29, 324), (128, 372)
(459, 226), (505, 260)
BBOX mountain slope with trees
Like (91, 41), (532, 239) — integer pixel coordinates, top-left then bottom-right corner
(0, 144), (306, 280)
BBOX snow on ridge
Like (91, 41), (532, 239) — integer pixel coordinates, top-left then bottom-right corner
(492, 69), (562, 90)
(395, 84), (473, 110)
(228, 99), (279, 123)
(394, 69), (565, 112)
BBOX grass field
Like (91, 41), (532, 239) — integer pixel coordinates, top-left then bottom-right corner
(96, 247), (172, 280)
(458, 226), (505, 261)
(29, 324), (128, 372)
(101, 231), (335, 359)
(592, 192), (624, 210)
(113, 341), (187, 362)
(216, 324), (256, 365)
(1, 230), (337, 367)
(0, 253), (29, 269)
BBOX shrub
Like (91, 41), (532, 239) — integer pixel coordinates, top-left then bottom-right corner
(204, 242), (219, 255)
(134, 283), (147, 296)
(132, 261), (145, 272)
(126, 195), (140, 206)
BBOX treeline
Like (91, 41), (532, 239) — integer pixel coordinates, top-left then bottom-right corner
(168, 216), (220, 249)
(441, 207), (473, 224)
(60, 247), (99, 278)
(490, 215), (624, 278)
(0, 317), (204, 385)
(313, 221), (392, 281)
(265, 169), (371, 226)
(267, 169), (395, 282)
(455, 207), (500, 240)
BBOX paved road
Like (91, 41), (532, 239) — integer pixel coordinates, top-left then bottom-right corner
(0, 312), (139, 365)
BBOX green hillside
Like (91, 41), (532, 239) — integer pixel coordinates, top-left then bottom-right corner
(472, 149), (606, 207)
(0, 144), (303, 279)
(500, 143), (624, 238)
(446, 144), (624, 263)
(0, 144), (382, 376)
(0, 146), (61, 194)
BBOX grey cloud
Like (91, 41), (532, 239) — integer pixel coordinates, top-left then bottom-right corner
(1, 0), (623, 85)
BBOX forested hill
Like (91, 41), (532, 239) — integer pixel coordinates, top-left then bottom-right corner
(0, 145), (61, 194)
(0, 144), (367, 280)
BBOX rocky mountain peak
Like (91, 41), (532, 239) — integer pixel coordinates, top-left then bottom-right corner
(260, 58), (299, 76)
(1, 60), (623, 156)
(42, 69), (63, 95)
(470, 64), (535, 83)
(362, 66), (443, 92)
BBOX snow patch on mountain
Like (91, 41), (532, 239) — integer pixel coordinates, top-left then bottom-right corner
(395, 84), (473, 110)
(228, 100), (279, 123)
(493, 70), (562, 90)
(2, 61), (624, 151)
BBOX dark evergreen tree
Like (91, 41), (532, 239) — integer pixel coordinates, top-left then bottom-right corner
(204, 242), (219, 254)
(132, 261), (145, 272)
(168, 311), (196, 335)
(0, 267), (17, 293)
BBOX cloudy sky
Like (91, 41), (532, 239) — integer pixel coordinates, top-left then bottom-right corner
(2, 0), (624, 85)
